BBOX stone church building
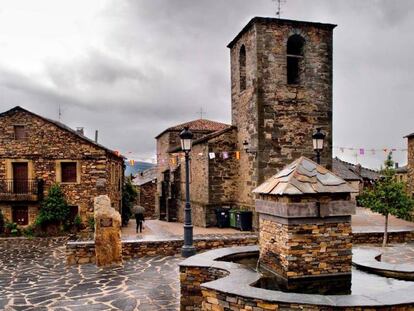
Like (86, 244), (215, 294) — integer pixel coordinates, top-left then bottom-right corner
(156, 17), (335, 228)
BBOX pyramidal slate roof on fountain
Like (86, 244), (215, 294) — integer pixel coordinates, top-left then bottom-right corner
(253, 156), (357, 195)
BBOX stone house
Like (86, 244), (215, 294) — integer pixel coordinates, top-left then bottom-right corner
(133, 166), (157, 219)
(155, 119), (233, 225)
(395, 165), (408, 184)
(156, 17), (336, 228)
(0, 106), (124, 227)
(332, 157), (380, 200)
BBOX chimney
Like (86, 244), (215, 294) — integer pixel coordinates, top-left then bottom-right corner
(395, 162), (399, 169)
(95, 130), (99, 143)
(76, 127), (84, 135)
(354, 164), (362, 176)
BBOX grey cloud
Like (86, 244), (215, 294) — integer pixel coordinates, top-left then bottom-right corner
(1, 0), (414, 168)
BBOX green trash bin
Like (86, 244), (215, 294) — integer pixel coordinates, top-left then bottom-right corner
(229, 209), (237, 228)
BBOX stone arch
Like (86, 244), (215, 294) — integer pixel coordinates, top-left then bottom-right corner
(286, 34), (305, 85)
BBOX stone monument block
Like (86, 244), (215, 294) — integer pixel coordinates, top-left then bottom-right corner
(94, 195), (122, 267)
(254, 157), (356, 280)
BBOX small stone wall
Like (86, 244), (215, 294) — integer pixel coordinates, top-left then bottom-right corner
(66, 234), (258, 265)
(259, 217), (352, 278)
(181, 266), (228, 310)
(201, 288), (414, 311)
(352, 230), (414, 244)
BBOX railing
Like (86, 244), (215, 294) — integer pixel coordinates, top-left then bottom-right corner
(0, 179), (44, 199)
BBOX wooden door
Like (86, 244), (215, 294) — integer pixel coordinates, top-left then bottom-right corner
(13, 163), (28, 194)
(12, 206), (28, 225)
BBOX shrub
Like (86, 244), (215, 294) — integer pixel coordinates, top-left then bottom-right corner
(122, 177), (137, 226)
(36, 183), (70, 228)
(5, 222), (20, 236)
(87, 216), (95, 232)
(73, 215), (82, 230)
(22, 225), (35, 238)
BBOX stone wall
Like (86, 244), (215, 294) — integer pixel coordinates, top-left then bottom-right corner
(352, 230), (414, 244)
(180, 266), (228, 310)
(175, 129), (239, 227)
(66, 234), (258, 265)
(0, 108), (123, 227)
(201, 288), (414, 311)
(230, 24), (259, 219)
(259, 216), (352, 278)
(407, 137), (414, 196)
(137, 182), (157, 219)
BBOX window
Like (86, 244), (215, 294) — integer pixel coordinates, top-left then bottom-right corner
(239, 45), (246, 91)
(14, 125), (26, 140)
(287, 35), (305, 85)
(61, 162), (77, 183)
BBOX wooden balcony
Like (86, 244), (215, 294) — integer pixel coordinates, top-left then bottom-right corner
(0, 179), (44, 202)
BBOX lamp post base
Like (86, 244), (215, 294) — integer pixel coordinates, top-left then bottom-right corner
(181, 245), (196, 258)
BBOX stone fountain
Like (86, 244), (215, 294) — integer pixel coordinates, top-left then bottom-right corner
(179, 157), (414, 310)
(254, 156), (355, 287)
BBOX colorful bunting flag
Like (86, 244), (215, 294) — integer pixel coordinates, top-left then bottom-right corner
(209, 152), (216, 159)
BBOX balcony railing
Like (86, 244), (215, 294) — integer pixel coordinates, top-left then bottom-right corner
(0, 179), (44, 201)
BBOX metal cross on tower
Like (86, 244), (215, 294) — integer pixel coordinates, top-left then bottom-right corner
(197, 107), (206, 119)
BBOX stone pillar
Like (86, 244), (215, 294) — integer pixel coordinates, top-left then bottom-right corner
(94, 195), (122, 267)
(254, 157), (356, 281)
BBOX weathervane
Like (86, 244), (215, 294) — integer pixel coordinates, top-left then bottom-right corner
(273, 0), (286, 18)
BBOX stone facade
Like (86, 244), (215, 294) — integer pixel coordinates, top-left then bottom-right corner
(0, 106), (124, 228)
(259, 216), (352, 278)
(407, 136), (414, 196)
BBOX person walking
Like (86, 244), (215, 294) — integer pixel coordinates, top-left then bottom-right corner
(132, 205), (145, 233)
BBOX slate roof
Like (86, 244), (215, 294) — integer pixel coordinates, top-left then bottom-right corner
(0, 106), (124, 159)
(332, 158), (362, 181)
(132, 167), (157, 186)
(253, 156), (357, 195)
(404, 132), (414, 138)
(333, 157), (380, 181)
(155, 119), (230, 138)
(396, 165), (408, 174)
(168, 126), (236, 153)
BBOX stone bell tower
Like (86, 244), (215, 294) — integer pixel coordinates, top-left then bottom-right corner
(228, 17), (336, 213)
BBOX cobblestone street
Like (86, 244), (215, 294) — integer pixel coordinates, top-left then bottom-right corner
(0, 238), (180, 311)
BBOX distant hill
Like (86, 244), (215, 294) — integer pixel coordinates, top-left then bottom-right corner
(124, 161), (155, 177)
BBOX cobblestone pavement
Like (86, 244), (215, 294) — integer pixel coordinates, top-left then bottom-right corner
(0, 238), (180, 311)
(380, 242), (414, 264)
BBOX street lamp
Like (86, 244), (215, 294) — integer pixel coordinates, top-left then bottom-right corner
(180, 126), (196, 257)
(312, 128), (325, 164)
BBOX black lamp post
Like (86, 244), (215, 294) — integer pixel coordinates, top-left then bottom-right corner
(180, 126), (196, 258)
(312, 128), (325, 164)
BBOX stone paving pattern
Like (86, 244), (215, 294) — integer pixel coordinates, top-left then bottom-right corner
(0, 238), (180, 311)
(381, 242), (414, 265)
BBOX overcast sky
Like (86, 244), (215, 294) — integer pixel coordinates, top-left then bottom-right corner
(1, 0), (413, 169)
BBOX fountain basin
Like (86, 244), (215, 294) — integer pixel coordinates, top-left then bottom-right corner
(179, 246), (414, 310)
